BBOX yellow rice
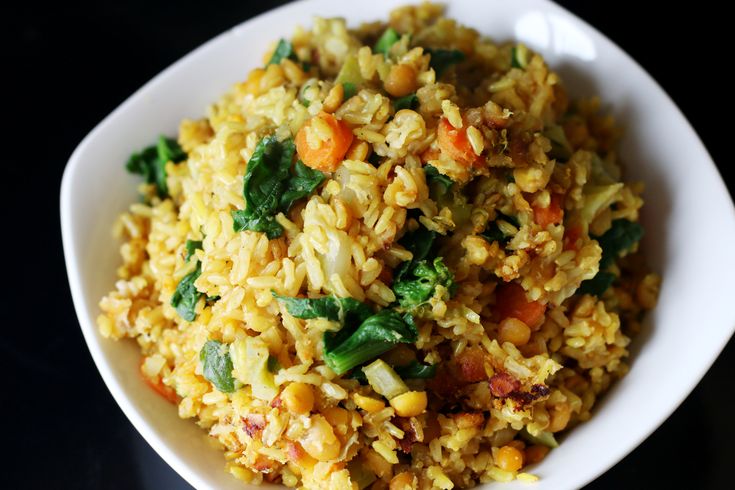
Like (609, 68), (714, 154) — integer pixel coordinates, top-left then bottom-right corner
(98, 3), (660, 489)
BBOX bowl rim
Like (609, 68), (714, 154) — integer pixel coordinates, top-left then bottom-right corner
(60, 0), (735, 488)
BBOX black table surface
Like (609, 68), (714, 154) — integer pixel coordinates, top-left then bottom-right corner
(4, 1), (732, 488)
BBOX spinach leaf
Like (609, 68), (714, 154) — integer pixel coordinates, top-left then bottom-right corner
(171, 262), (203, 322)
(272, 292), (373, 326)
(427, 49), (466, 77)
(578, 271), (616, 297)
(578, 219), (644, 296)
(279, 160), (325, 212)
(480, 212), (520, 245)
(395, 360), (437, 379)
(395, 226), (437, 282)
(424, 165), (453, 194)
(374, 28), (400, 56)
(342, 82), (357, 100)
(394, 93), (418, 111)
(232, 136), (324, 239)
(267, 355), (282, 374)
(199, 340), (236, 393)
(596, 219), (644, 268)
(268, 39), (298, 65)
(393, 257), (457, 309)
(323, 309), (418, 375)
(184, 240), (203, 262)
(126, 136), (187, 198)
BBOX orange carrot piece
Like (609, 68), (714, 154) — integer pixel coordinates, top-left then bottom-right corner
(295, 112), (353, 172)
(495, 282), (546, 328)
(437, 117), (482, 167)
(533, 193), (564, 228)
(142, 374), (178, 404)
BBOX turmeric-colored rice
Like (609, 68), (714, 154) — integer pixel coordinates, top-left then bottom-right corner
(98, 4), (660, 488)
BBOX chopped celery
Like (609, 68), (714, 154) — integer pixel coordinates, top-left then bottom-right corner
(362, 359), (409, 399)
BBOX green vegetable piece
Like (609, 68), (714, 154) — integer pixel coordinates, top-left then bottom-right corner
(232, 136), (324, 239)
(342, 82), (357, 100)
(362, 359), (409, 399)
(323, 310), (418, 375)
(480, 212), (520, 245)
(268, 39), (298, 65)
(347, 460), (377, 490)
(199, 339), (236, 393)
(427, 48), (466, 77)
(395, 226), (437, 282)
(394, 360), (437, 379)
(393, 257), (457, 309)
(578, 271), (616, 297)
(578, 219), (644, 297)
(272, 292), (374, 326)
(170, 263), (203, 322)
(511, 44), (530, 69)
(374, 28), (400, 55)
(520, 428), (559, 448)
(335, 55), (364, 90)
(394, 93), (418, 111)
(279, 160), (325, 211)
(424, 165), (453, 194)
(126, 136), (187, 198)
(595, 219), (644, 268)
(267, 355), (282, 374)
(544, 124), (572, 161)
(184, 239), (203, 262)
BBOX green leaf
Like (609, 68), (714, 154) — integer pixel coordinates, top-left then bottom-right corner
(199, 340), (236, 393)
(374, 28), (400, 56)
(395, 360), (437, 379)
(393, 257), (457, 309)
(267, 355), (282, 373)
(232, 210), (284, 239)
(578, 219), (644, 297)
(323, 310), (418, 375)
(578, 271), (616, 297)
(424, 165), (453, 194)
(480, 211), (520, 245)
(157, 136), (186, 164)
(279, 160), (325, 212)
(272, 292), (374, 326)
(268, 39), (298, 65)
(233, 136), (321, 239)
(170, 263), (203, 322)
(244, 136), (294, 216)
(595, 219), (644, 268)
(125, 136), (187, 198)
(511, 45), (529, 69)
(394, 93), (418, 111)
(427, 48), (466, 77)
(395, 226), (437, 282)
(184, 240), (203, 262)
(342, 82), (357, 100)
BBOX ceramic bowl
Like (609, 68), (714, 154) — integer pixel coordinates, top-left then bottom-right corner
(61, 0), (735, 488)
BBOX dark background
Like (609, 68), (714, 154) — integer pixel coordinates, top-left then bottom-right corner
(4, 1), (732, 488)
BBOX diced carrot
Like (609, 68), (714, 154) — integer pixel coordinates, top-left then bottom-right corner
(437, 117), (482, 167)
(533, 193), (564, 228)
(563, 224), (583, 251)
(142, 374), (179, 404)
(295, 111), (353, 172)
(494, 282), (546, 328)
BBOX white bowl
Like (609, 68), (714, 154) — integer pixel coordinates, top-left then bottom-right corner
(60, 0), (735, 488)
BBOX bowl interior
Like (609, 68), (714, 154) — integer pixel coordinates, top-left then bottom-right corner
(61, 0), (735, 488)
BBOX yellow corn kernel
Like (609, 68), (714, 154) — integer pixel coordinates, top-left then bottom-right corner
(353, 393), (386, 413)
(322, 406), (350, 436)
(281, 382), (314, 414)
(389, 391), (427, 417)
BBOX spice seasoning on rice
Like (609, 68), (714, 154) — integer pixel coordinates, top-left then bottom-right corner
(98, 3), (659, 488)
